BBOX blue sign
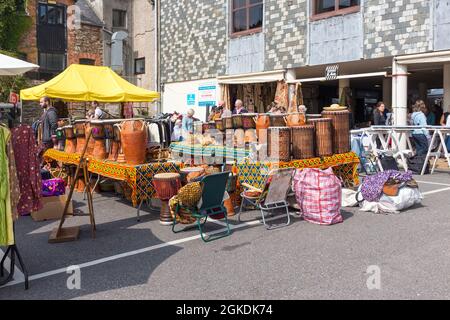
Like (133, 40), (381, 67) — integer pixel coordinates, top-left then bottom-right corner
(187, 94), (196, 106)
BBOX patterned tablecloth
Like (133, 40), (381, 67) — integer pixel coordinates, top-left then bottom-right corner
(236, 152), (360, 190)
(169, 142), (249, 163)
(43, 149), (182, 207)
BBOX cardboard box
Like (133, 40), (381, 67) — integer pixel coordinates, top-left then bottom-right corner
(31, 195), (74, 221)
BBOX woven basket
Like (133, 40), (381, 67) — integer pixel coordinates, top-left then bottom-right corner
(178, 182), (202, 207)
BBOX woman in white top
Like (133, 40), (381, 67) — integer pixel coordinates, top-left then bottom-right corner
(441, 111), (450, 152)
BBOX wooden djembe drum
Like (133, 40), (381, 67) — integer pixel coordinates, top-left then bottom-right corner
(74, 121), (86, 154)
(321, 110), (350, 154)
(91, 121), (108, 160)
(153, 173), (182, 225)
(308, 118), (333, 157)
(268, 127), (291, 162)
(84, 123), (96, 157)
(63, 125), (77, 154)
(291, 125), (315, 160)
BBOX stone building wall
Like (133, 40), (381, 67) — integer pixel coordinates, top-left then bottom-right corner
(68, 23), (103, 66)
(363, 0), (432, 59)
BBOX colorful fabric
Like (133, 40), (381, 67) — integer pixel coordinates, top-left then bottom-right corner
(43, 150), (182, 207)
(361, 170), (413, 202)
(12, 125), (43, 216)
(236, 152), (360, 190)
(88, 159), (182, 206)
(293, 168), (343, 225)
(7, 138), (20, 221)
(170, 142), (250, 163)
(43, 149), (81, 165)
(42, 178), (66, 197)
(0, 127), (14, 246)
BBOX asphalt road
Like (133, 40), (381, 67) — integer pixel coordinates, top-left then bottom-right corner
(1, 172), (450, 300)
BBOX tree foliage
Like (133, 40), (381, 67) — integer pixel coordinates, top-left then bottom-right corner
(0, 0), (31, 53)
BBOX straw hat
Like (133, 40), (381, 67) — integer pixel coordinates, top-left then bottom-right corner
(323, 104), (348, 111)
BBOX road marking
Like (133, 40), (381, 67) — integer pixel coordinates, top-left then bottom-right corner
(0, 213), (290, 288)
(416, 181), (450, 187)
(422, 187), (450, 196)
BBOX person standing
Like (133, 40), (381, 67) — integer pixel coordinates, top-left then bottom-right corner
(232, 99), (248, 115)
(182, 108), (195, 136)
(92, 101), (104, 120)
(38, 96), (58, 156)
(171, 119), (183, 142)
(411, 100), (430, 156)
(425, 104), (436, 125)
(373, 101), (387, 126)
(441, 109), (450, 152)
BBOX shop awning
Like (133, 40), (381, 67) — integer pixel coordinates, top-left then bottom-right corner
(0, 53), (39, 76)
(395, 50), (450, 65)
(20, 64), (160, 102)
(288, 72), (387, 83)
(217, 70), (285, 84)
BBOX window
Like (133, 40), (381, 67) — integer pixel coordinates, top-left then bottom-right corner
(79, 58), (95, 65)
(135, 58), (145, 75)
(39, 52), (66, 72)
(313, 0), (359, 19)
(231, 0), (263, 36)
(113, 9), (127, 28)
(38, 3), (65, 25)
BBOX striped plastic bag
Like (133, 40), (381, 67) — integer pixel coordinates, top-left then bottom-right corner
(293, 168), (343, 225)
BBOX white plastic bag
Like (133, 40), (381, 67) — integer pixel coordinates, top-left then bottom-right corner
(359, 187), (423, 214)
(342, 188), (358, 207)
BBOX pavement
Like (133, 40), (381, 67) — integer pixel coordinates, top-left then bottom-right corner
(1, 171), (450, 300)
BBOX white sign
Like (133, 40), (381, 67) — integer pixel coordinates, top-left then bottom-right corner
(198, 83), (217, 107)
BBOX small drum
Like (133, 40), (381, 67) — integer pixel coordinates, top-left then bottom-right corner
(90, 122), (105, 139)
(321, 110), (350, 154)
(269, 114), (287, 127)
(291, 125), (315, 160)
(90, 121), (108, 160)
(153, 173), (182, 225)
(63, 125), (77, 154)
(268, 127), (291, 162)
(180, 167), (205, 184)
(104, 123), (114, 140)
(74, 122), (86, 137)
(113, 124), (121, 142)
(84, 123), (96, 157)
(202, 122), (216, 133)
(232, 114), (243, 129)
(255, 114), (270, 144)
(242, 113), (257, 129)
(222, 117), (233, 130)
(308, 118), (333, 157)
(215, 119), (225, 131)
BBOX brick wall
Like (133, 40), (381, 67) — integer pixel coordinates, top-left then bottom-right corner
(68, 23), (103, 66)
(363, 0), (432, 58)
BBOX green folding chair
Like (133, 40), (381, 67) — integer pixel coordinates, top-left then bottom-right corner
(172, 171), (231, 242)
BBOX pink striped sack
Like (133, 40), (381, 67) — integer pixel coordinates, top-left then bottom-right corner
(293, 168), (343, 225)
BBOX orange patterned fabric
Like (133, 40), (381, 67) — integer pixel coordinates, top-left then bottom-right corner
(43, 150), (183, 207)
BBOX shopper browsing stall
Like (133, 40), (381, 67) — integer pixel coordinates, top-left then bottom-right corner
(233, 99), (248, 115)
(411, 100), (430, 156)
(171, 119), (183, 142)
(182, 108), (195, 136)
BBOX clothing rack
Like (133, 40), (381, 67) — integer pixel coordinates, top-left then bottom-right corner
(0, 123), (30, 290)
(0, 224), (29, 290)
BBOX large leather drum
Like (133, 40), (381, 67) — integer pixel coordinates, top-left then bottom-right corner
(90, 121), (108, 160)
(308, 118), (333, 157)
(268, 127), (291, 162)
(269, 114), (286, 127)
(321, 110), (350, 154)
(63, 125), (77, 154)
(222, 117), (233, 130)
(242, 113), (257, 129)
(232, 114), (243, 129)
(119, 120), (148, 165)
(255, 114), (270, 143)
(291, 125), (315, 160)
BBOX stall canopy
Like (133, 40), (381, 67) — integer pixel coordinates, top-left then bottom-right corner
(0, 53), (39, 76)
(20, 64), (160, 102)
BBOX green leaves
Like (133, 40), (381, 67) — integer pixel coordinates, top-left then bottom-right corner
(0, 0), (31, 53)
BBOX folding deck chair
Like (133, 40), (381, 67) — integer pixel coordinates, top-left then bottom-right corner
(172, 171), (231, 242)
(238, 168), (294, 230)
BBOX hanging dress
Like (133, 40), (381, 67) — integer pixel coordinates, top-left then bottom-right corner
(11, 125), (43, 216)
(0, 126), (14, 246)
